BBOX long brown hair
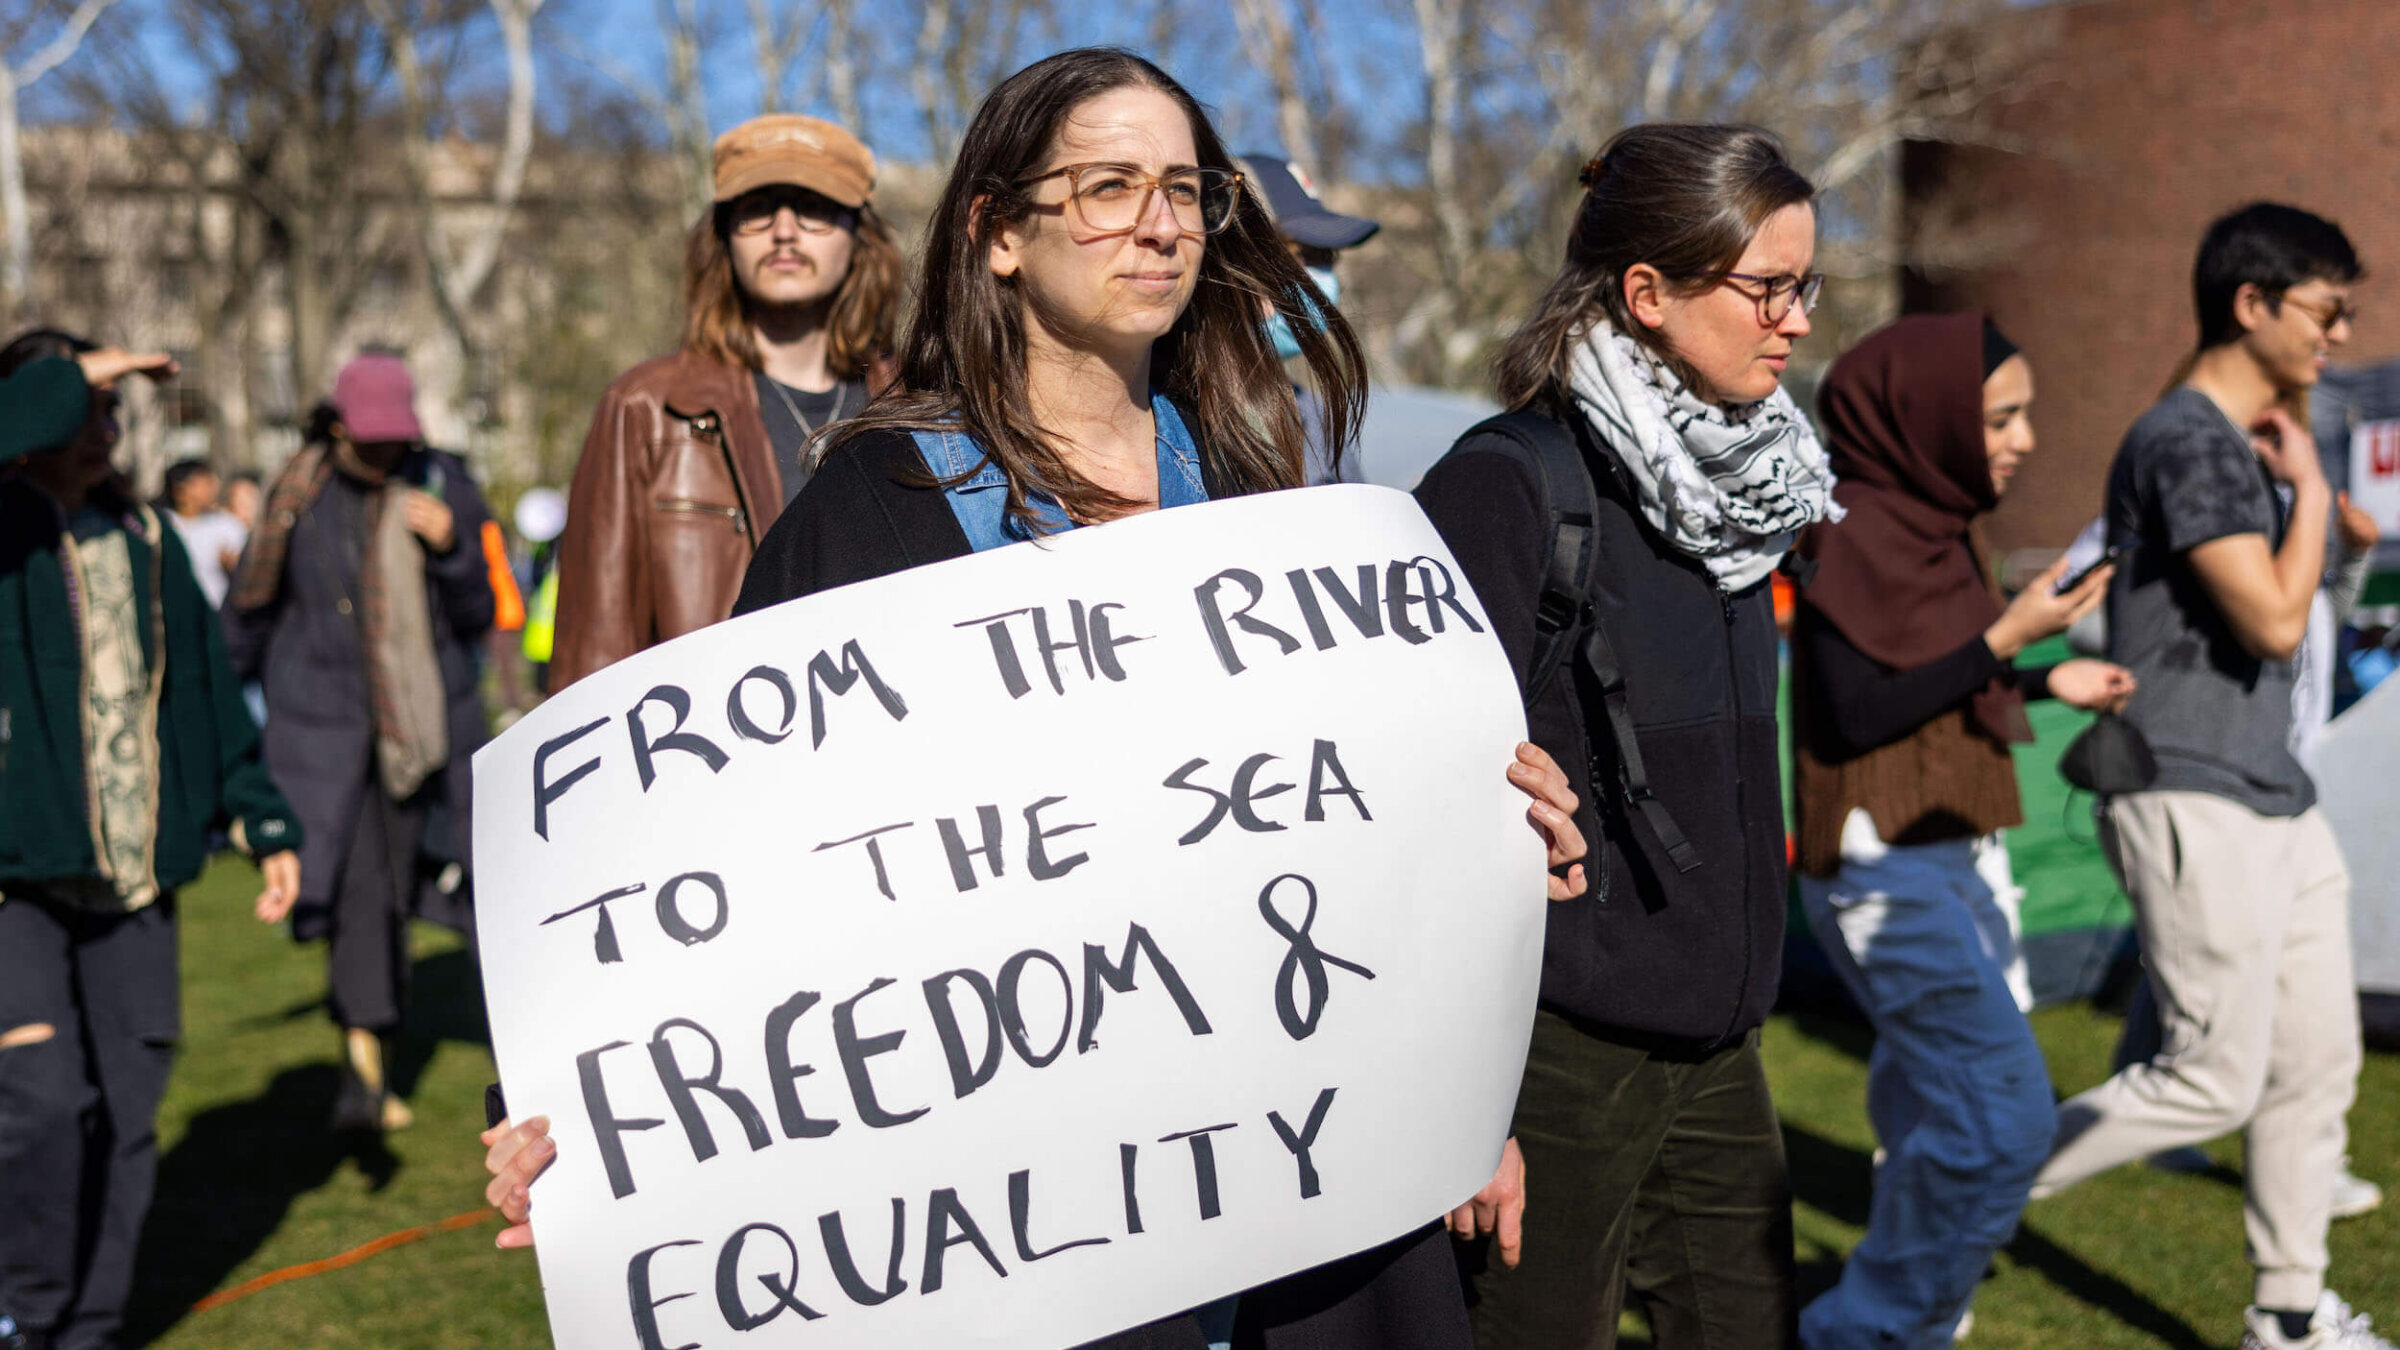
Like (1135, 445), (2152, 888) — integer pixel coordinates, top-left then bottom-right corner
(1495, 124), (1814, 411)
(679, 199), (905, 379)
(825, 47), (1367, 530)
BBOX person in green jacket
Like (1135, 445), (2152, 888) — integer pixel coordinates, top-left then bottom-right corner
(0, 328), (300, 1350)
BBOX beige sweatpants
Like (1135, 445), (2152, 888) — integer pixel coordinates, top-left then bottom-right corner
(2035, 791), (2360, 1310)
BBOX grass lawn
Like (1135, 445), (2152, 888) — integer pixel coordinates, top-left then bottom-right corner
(138, 857), (2396, 1349)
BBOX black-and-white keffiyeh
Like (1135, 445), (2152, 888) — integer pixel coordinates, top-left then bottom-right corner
(1569, 320), (1841, 591)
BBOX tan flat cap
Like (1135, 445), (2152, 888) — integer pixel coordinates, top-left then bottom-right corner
(713, 114), (875, 209)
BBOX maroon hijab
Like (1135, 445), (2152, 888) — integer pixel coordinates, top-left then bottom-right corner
(1799, 311), (2031, 744)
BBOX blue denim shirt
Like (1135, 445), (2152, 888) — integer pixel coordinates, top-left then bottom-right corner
(913, 393), (1209, 552)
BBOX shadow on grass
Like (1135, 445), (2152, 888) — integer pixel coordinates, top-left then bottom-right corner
(122, 944), (487, 1347)
(1781, 1121), (2214, 1350)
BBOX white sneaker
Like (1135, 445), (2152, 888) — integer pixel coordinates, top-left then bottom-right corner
(2332, 1158), (2383, 1221)
(2241, 1292), (2396, 1349)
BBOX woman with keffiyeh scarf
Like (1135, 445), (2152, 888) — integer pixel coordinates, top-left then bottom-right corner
(1417, 123), (1838, 1349)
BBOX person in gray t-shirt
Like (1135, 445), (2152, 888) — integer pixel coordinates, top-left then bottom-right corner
(2104, 386), (2311, 815)
(2036, 203), (2389, 1350)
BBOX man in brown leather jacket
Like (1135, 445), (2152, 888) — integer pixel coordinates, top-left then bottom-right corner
(551, 114), (904, 688)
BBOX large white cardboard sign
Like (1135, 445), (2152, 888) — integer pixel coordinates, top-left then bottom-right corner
(472, 485), (1547, 1350)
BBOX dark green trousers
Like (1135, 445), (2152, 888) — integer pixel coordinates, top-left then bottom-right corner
(1460, 1011), (1796, 1350)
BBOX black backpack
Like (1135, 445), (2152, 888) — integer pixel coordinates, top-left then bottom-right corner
(1457, 409), (1702, 875)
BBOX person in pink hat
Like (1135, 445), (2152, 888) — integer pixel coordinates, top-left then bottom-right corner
(222, 351), (499, 1132)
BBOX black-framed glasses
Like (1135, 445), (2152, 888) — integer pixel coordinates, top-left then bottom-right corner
(1017, 162), (1244, 236)
(1724, 271), (1826, 324)
(726, 189), (858, 237)
(2281, 292), (2358, 333)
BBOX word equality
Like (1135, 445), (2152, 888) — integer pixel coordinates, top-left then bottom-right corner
(622, 1085), (1342, 1350)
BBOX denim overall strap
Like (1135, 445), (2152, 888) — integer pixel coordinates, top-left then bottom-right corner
(922, 393), (1210, 555)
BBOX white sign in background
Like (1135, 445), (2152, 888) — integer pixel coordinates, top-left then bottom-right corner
(472, 487), (1548, 1350)
(2352, 418), (2400, 538)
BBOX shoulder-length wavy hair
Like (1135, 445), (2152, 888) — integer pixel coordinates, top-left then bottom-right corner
(825, 46), (1367, 529)
(680, 197), (905, 379)
(1496, 124), (1814, 412)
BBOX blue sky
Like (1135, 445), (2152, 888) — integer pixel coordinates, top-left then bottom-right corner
(45, 0), (1422, 174)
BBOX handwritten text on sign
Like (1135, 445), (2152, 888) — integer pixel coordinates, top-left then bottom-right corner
(471, 486), (1547, 1350)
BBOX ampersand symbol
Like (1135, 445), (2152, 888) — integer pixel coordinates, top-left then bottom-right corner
(1257, 873), (1375, 1041)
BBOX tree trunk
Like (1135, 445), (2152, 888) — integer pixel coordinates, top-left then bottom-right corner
(0, 67), (27, 317)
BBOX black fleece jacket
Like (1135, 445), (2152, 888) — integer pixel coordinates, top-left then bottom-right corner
(1414, 411), (1786, 1050)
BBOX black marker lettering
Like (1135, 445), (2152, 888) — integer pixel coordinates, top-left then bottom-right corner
(626, 1239), (703, 1350)
(923, 969), (1003, 1099)
(725, 665), (799, 744)
(1120, 1143), (1144, 1234)
(956, 608), (1035, 699)
(1079, 923), (1213, 1053)
(814, 822), (915, 901)
(1312, 565), (1383, 639)
(763, 990), (839, 1140)
(1385, 559), (1432, 645)
(1088, 602), (1149, 681)
(1304, 739), (1373, 823)
(921, 1187), (1008, 1293)
(1023, 795), (1095, 880)
(1159, 1123), (1239, 1220)
(806, 640), (910, 747)
(818, 1199), (909, 1306)
(937, 806), (1006, 891)
(832, 977), (929, 1128)
(1268, 1087), (1339, 1199)
(627, 685), (730, 790)
(1259, 874), (1377, 1040)
(579, 1039), (664, 1199)
(541, 882), (644, 965)
(653, 871), (729, 946)
(1411, 555), (1485, 634)
(647, 1018), (771, 1162)
(1010, 1168), (1110, 1262)
(1195, 568), (1299, 675)
(998, 949), (1073, 1068)
(532, 715), (608, 840)
(1285, 568), (1337, 650)
(715, 1223), (823, 1329)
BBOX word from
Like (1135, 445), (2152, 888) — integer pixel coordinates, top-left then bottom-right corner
(532, 641), (908, 839)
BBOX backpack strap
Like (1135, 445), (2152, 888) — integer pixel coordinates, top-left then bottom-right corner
(1458, 408), (1702, 875)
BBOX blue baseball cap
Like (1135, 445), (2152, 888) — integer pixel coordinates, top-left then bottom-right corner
(1234, 154), (1379, 251)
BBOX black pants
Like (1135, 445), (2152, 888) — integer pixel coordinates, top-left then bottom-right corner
(0, 895), (179, 1349)
(1460, 1012), (1796, 1350)
(321, 783), (423, 1034)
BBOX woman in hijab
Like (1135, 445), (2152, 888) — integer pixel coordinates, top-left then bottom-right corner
(1790, 312), (2133, 1349)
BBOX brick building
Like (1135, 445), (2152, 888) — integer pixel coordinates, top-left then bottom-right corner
(1901, 0), (2400, 556)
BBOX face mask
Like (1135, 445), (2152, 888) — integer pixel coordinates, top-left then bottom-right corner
(1265, 264), (1342, 361)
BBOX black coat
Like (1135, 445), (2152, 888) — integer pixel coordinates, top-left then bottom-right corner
(223, 447), (495, 913)
(735, 427), (1471, 1350)
(1415, 410), (1787, 1049)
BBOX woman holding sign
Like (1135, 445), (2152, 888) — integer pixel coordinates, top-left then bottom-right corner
(1415, 125), (1838, 1348)
(482, 45), (1587, 1350)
